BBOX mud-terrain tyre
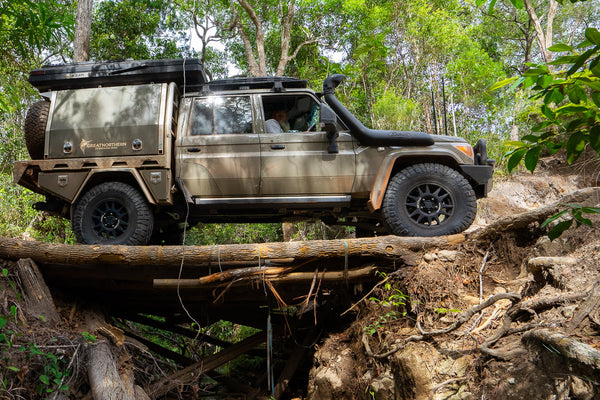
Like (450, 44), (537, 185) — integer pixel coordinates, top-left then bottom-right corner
(382, 163), (476, 237)
(72, 182), (154, 245)
(24, 101), (50, 160)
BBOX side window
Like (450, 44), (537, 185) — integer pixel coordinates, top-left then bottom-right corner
(190, 96), (253, 135)
(262, 94), (320, 133)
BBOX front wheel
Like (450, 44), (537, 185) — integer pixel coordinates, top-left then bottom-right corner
(72, 182), (154, 245)
(382, 163), (476, 237)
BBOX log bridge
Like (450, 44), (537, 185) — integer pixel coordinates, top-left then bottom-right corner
(0, 234), (465, 398)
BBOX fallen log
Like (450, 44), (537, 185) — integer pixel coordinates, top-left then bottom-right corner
(469, 187), (600, 241)
(0, 234), (463, 267)
(16, 258), (61, 326)
(85, 310), (150, 400)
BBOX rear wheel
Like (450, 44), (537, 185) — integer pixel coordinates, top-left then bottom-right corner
(72, 182), (154, 245)
(382, 163), (476, 237)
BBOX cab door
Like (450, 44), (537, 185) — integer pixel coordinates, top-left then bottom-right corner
(259, 94), (356, 196)
(177, 95), (260, 198)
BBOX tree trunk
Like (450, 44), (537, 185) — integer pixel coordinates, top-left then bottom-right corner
(73, 0), (94, 62)
(237, 0), (267, 76)
(523, 0), (557, 64)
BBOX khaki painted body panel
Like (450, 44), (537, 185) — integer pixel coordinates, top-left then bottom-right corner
(46, 84), (167, 159)
(259, 131), (355, 195)
(177, 134), (261, 197)
(140, 169), (173, 203)
(38, 171), (89, 202)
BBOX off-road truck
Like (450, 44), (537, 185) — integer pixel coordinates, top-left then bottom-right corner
(14, 59), (494, 245)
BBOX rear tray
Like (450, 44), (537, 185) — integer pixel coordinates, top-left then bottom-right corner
(29, 58), (208, 91)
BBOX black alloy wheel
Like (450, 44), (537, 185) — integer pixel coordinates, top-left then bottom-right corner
(382, 163), (477, 237)
(72, 182), (154, 245)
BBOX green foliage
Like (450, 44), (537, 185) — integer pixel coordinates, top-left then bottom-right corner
(81, 332), (97, 343)
(90, 0), (189, 61)
(22, 343), (69, 395)
(500, 28), (600, 173)
(434, 307), (461, 314)
(372, 92), (422, 130)
(496, 26), (600, 239)
(477, 0), (588, 13)
(0, 0), (74, 113)
(364, 274), (409, 335)
(0, 173), (75, 243)
(541, 203), (600, 241)
(185, 223), (282, 245)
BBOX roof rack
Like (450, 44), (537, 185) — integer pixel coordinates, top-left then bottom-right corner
(190, 76), (308, 93)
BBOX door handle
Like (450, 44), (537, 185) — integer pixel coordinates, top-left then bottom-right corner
(270, 144), (285, 150)
(186, 147), (201, 152)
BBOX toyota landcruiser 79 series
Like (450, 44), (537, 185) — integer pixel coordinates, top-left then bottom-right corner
(14, 59), (495, 245)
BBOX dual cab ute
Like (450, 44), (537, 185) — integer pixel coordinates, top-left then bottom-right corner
(14, 59), (494, 245)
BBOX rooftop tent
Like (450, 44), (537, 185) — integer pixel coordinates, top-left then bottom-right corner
(28, 58), (208, 91)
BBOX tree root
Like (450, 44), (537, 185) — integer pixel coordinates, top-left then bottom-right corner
(363, 288), (594, 361)
(362, 293), (521, 359)
(523, 328), (600, 369)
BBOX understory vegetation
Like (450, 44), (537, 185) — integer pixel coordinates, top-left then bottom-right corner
(1, 0), (600, 399)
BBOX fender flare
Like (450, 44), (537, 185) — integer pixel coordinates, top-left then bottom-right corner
(367, 152), (465, 212)
(71, 168), (158, 209)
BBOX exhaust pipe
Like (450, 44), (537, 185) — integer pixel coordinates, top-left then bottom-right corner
(323, 74), (434, 147)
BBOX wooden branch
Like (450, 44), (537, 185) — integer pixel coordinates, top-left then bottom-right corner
(469, 187), (600, 241)
(149, 331), (266, 397)
(0, 235), (462, 267)
(16, 258), (61, 325)
(123, 329), (195, 367)
(237, 0), (267, 74)
(479, 291), (590, 359)
(153, 265), (377, 289)
(118, 313), (231, 348)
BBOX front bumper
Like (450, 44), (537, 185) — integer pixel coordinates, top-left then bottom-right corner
(460, 139), (495, 197)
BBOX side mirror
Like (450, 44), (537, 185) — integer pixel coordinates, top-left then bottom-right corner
(320, 104), (339, 154)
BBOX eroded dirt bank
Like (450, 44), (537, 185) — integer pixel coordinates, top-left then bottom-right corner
(307, 168), (600, 400)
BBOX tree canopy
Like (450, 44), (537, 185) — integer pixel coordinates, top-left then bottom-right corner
(0, 0), (599, 169)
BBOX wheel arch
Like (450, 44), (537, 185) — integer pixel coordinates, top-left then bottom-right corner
(71, 169), (156, 216)
(368, 154), (463, 212)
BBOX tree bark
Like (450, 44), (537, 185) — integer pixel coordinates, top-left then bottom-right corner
(523, 0), (557, 64)
(85, 310), (150, 400)
(523, 328), (600, 369)
(237, 0), (267, 76)
(16, 258), (60, 326)
(153, 265), (377, 289)
(0, 235), (463, 267)
(73, 0), (94, 62)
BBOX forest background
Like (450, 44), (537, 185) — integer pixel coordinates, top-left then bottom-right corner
(1, 0), (599, 244)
